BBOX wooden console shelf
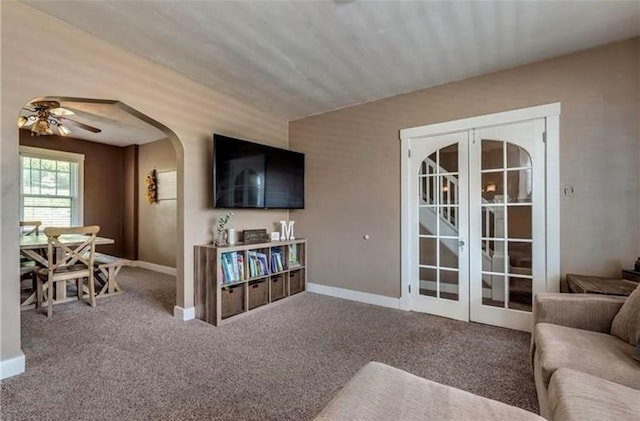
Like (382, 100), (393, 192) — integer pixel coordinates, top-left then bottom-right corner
(194, 239), (306, 326)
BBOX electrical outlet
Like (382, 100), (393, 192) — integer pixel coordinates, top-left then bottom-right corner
(563, 185), (575, 196)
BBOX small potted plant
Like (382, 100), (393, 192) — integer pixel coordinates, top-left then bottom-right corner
(215, 212), (234, 246)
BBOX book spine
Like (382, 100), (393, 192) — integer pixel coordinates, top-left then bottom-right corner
(221, 254), (231, 283)
(237, 254), (244, 281)
(231, 251), (239, 282)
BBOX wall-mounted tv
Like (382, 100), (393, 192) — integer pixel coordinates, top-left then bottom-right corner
(213, 134), (304, 209)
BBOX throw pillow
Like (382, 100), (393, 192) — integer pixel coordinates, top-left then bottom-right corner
(611, 284), (640, 346)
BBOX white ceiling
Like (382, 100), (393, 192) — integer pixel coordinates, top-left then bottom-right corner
(23, 1), (640, 120)
(20, 99), (167, 146)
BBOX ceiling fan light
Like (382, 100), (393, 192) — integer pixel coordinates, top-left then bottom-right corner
(31, 118), (51, 136)
(25, 116), (38, 127)
(57, 124), (71, 136)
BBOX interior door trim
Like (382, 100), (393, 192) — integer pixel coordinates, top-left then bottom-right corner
(399, 103), (561, 314)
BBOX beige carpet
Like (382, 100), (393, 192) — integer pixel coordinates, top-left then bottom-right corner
(1, 267), (538, 420)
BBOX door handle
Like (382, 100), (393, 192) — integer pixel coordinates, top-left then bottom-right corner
(459, 240), (465, 248)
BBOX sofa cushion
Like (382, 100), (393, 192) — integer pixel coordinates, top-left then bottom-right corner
(315, 362), (543, 421)
(534, 323), (640, 390)
(548, 368), (640, 421)
(611, 284), (640, 345)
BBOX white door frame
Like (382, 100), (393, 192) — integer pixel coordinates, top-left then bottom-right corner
(399, 103), (561, 320)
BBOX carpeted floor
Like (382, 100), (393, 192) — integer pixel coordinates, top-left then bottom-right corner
(1, 267), (538, 420)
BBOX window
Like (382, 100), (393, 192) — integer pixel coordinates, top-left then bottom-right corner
(19, 146), (84, 228)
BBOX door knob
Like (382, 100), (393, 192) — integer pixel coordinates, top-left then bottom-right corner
(459, 240), (465, 248)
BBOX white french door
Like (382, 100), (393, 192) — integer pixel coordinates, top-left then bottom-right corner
(401, 105), (559, 332)
(409, 132), (470, 322)
(469, 120), (546, 331)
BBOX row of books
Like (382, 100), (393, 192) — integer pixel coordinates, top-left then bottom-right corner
(289, 244), (301, 267)
(219, 248), (303, 284)
(248, 251), (269, 278)
(220, 252), (245, 284)
(271, 249), (285, 273)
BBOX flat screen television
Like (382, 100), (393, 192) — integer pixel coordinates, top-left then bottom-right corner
(213, 134), (304, 209)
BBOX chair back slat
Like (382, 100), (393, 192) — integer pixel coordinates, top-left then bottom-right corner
(20, 220), (42, 236)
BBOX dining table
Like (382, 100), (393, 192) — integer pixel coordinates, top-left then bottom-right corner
(20, 233), (115, 309)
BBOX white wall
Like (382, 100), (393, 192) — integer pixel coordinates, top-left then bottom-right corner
(0, 2), (288, 375)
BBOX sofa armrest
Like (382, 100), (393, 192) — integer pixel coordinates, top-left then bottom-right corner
(533, 293), (626, 333)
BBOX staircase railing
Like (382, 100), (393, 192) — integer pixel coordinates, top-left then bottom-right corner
(422, 158), (459, 228)
(421, 157), (497, 257)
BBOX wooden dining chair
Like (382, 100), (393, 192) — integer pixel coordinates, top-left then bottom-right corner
(35, 225), (100, 318)
(20, 220), (42, 236)
(20, 220), (43, 290)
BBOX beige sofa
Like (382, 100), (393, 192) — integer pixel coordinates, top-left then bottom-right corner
(532, 293), (640, 420)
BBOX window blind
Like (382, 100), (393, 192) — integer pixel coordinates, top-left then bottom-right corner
(20, 155), (80, 228)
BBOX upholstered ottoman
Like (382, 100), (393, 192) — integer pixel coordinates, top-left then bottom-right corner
(315, 362), (543, 420)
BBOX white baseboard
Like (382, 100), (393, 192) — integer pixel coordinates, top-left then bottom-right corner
(0, 352), (25, 379)
(134, 261), (177, 276)
(173, 306), (195, 321)
(307, 282), (401, 310)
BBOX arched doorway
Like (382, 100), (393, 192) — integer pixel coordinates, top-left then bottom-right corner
(16, 96), (185, 315)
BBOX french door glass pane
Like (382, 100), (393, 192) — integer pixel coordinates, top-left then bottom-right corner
(419, 237), (437, 266)
(427, 151), (437, 168)
(481, 140), (503, 170)
(508, 242), (532, 276)
(440, 269), (459, 300)
(419, 213), (436, 235)
(481, 172), (503, 203)
(440, 239), (459, 268)
(418, 175), (437, 205)
(439, 143), (458, 173)
(420, 267), (437, 297)
(507, 143), (532, 168)
(507, 206), (532, 239)
(439, 207), (459, 233)
(439, 175), (458, 205)
(482, 274), (505, 308)
(508, 277), (532, 311)
(507, 169), (532, 203)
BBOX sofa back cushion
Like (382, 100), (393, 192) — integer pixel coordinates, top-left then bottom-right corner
(611, 284), (640, 346)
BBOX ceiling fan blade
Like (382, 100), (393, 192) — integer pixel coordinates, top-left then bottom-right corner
(22, 107), (37, 113)
(48, 107), (75, 116)
(59, 117), (102, 133)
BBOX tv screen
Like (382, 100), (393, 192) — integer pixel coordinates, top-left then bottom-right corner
(213, 134), (304, 209)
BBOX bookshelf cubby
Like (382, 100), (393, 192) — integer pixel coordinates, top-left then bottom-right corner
(194, 239), (307, 326)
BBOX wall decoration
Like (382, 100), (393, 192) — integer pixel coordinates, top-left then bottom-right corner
(280, 220), (295, 240)
(145, 169), (158, 204)
(157, 169), (177, 201)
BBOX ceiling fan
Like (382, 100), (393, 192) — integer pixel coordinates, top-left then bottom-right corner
(18, 100), (102, 136)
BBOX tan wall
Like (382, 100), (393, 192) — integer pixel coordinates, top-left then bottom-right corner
(1, 2), (288, 367)
(19, 131), (125, 257)
(290, 38), (640, 298)
(138, 139), (177, 268)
